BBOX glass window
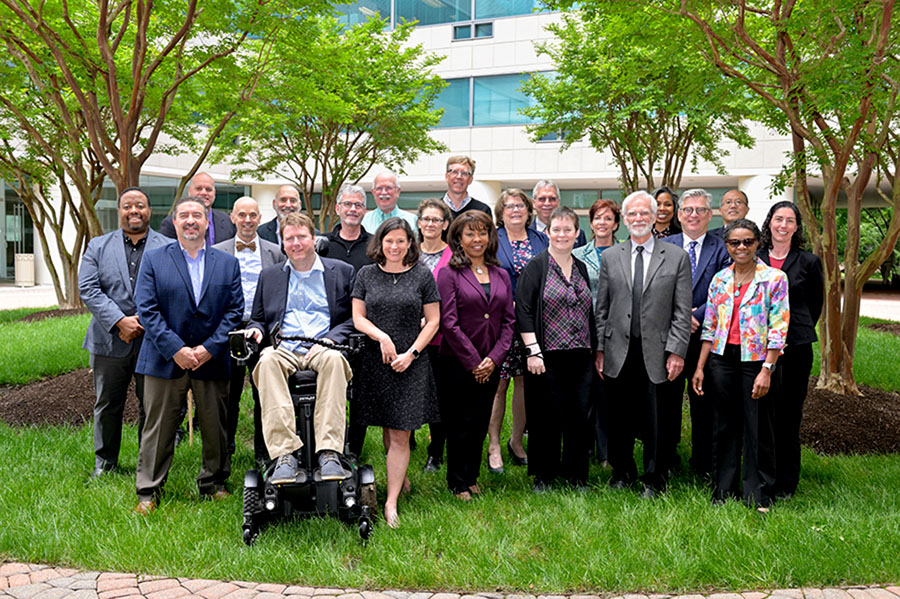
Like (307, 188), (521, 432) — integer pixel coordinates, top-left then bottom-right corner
(334, 0), (391, 26)
(396, 192), (443, 213)
(474, 22), (493, 37)
(396, 0), (470, 26)
(453, 24), (472, 39)
(435, 78), (471, 128)
(475, 0), (550, 19)
(473, 73), (535, 126)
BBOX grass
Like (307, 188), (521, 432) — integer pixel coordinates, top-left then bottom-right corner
(0, 311), (90, 384)
(1, 308), (899, 592)
(0, 306), (55, 325)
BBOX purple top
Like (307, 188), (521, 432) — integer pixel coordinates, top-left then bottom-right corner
(542, 255), (592, 352)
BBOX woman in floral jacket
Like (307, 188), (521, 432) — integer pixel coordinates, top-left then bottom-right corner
(691, 219), (789, 511)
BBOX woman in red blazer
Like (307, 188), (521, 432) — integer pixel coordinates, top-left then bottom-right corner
(437, 211), (516, 501)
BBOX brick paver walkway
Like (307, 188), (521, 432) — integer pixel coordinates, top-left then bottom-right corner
(2, 563), (898, 599)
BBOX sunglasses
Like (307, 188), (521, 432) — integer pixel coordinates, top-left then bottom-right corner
(725, 238), (757, 248)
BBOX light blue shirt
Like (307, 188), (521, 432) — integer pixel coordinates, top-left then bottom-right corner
(361, 205), (418, 232)
(235, 236), (262, 321)
(180, 243), (206, 302)
(280, 256), (330, 354)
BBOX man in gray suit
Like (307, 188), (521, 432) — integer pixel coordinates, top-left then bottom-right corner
(594, 190), (692, 497)
(213, 197), (285, 464)
(79, 187), (173, 478)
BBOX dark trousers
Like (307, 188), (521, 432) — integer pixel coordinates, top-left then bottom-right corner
(606, 339), (666, 489)
(774, 343), (813, 496)
(590, 370), (609, 462)
(523, 349), (593, 486)
(91, 345), (146, 469)
(136, 374), (229, 502)
(426, 346), (447, 462)
(444, 356), (501, 493)
(228, 348), (267, 462)
(708, 346), (777, 507)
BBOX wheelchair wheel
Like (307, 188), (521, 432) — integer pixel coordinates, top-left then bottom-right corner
(242, 485), (263, 546)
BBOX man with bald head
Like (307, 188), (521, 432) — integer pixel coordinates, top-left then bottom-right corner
(709, 189), (750, 238)
(361, 171), (417, 232)
(258, 185), (302, 244)
(160, 172), (237, 243)
(213, 197), (285, 463)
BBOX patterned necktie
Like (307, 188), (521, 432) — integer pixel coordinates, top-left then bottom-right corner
(689, 240), (698, 279)
(236, 240), (256, 252)
(631, 246), (643, 339)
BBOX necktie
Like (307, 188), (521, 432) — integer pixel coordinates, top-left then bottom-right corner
(236, 240), (256, 252)
(631, 246), (643, 339)
(689, 240), (698, 279)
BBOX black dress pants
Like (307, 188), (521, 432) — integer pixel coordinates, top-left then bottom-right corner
(444, 356), (501, 493)
(605, 338), (666, 490)
(708, 345), (777, 507)
(773, 342), (813, 496)
(523, 348), (593, 486)
(228, 347), (267, 462)
(426, 346), (448, 462)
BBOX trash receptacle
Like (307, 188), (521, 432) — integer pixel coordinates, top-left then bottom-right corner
(14, 253), (35, 287)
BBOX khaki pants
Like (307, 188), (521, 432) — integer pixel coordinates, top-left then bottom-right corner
(253, 346), (352, 459)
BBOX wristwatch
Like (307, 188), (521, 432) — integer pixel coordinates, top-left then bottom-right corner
(411, 348), (420, 359)
(761, 362), (775, 371)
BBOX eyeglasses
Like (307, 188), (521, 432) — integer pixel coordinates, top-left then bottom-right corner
(339, 201), (365, 210)
(446, 169), (472, 178)
(373, 186), (396, 193)
(534, 196), (558, 203)
(679, 206), (710, 216)
(504, 203), (527, 212)
(419, 216), (445, 225)
(725, 238), (757, 248)
(722, 199), (748, 207)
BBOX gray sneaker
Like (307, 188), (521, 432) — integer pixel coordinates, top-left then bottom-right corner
(270, 453), (300, 485)
(318, 450), (347, 481)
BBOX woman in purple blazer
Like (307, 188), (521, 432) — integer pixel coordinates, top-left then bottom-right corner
(437, 211), (516, 501)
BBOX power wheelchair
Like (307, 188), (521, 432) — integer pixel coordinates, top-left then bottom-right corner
(229, 331), (377, 544)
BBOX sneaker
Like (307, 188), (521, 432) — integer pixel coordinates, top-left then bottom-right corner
(318, 450), (347, 481)
(270, 453), (300, 485)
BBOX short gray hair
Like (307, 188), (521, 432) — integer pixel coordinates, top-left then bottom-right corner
(622, 190), (657, 216)
(372, 171), (399, 188)
(532, 180), (560, 199)
(338, 184), (366, 203)
(679, 188), (712, 210)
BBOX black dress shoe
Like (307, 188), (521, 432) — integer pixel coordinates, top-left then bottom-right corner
(89, 463), (117, 479)
(532, 480), (552, 494)
(609, 478), (630, 490)
(507, 440), (528, 466)
(423, 456), (442, 473)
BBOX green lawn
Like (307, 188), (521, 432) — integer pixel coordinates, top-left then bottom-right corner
(0, 308), (898, 592)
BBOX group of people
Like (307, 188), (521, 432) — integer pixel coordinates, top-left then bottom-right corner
(78, 156), (823, 524)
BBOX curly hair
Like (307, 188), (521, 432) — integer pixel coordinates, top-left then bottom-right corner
(447, 211), (501, 270)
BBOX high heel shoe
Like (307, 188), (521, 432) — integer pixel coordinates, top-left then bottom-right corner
(507, 440), (528, 466)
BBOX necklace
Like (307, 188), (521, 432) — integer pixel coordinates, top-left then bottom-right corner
(770, 249), (789, 260)
(379, 264), (408, 285)
(734, 270), (754, 296)
(474, 266), (485, 275)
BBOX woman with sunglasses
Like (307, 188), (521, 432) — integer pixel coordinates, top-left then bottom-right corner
(691, 219), (789, 511)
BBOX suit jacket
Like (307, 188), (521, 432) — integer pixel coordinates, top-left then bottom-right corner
(159, 208), (236, 242)
(595, 238), (692, 383)
(708, 225), (725, 239)
(497, 226), (548, 294)
(135, 243), (243, 379)
(437, 265), (515, 371)
(257, 217), (279, 244)
(759, 247), (823, 345)
(661, 232), (731, 324)
(248, 257), (355, 349)
(571, 241), (615, 300)
(79, 228), (173, 357)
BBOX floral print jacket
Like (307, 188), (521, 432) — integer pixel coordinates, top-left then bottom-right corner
(701, 259), (790, 361)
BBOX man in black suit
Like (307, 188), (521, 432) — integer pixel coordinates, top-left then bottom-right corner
(246, 212), (355, 484)
(659, 189), (732, 478)
(257, 184), (302, 244)
(709, 189), (750, 238)
(212, 197), (285, 463)
(159, 172), (236, 244)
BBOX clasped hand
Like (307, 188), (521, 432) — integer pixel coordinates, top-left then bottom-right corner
(174, 345), (211, 370)
(472, 357), (495, 383)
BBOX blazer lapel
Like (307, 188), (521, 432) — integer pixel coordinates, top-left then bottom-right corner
(781, 248), (799, 273)
(694, 236), (715, 290)
(323, 261), (338, 317)
(169, 244), (197, 308)
(461, 267), (486, 300)
(644, 242), (665, 292)
(112, 232), (131, 289)
(619, 241), (633, 292)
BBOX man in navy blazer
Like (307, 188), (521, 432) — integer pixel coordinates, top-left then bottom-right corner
(246, 212), (355, 485)
(159, 172), (236, 244)
(79, 187), (173, 479)
(660, 189), (732, 478)
(133, 197), (243, 513)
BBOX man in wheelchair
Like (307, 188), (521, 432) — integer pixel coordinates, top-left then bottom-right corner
(245, 212), (356, 484)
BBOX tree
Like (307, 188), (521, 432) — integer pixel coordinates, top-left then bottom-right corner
(220, 15), (447, 230)
(521, 5), (754, 192)
(551, 0), (899, 395)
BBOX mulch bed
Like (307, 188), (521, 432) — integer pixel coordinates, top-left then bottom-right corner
(865, 322), (900, 336)
(18, 308), (89, 323)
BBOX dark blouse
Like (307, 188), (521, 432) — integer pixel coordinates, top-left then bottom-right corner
(542, 255), (592, 351)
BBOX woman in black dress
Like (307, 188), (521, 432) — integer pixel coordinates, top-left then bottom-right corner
(352, 218), (442, 527)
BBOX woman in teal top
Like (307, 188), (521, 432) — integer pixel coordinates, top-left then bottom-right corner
(572, 199), (620, 298)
